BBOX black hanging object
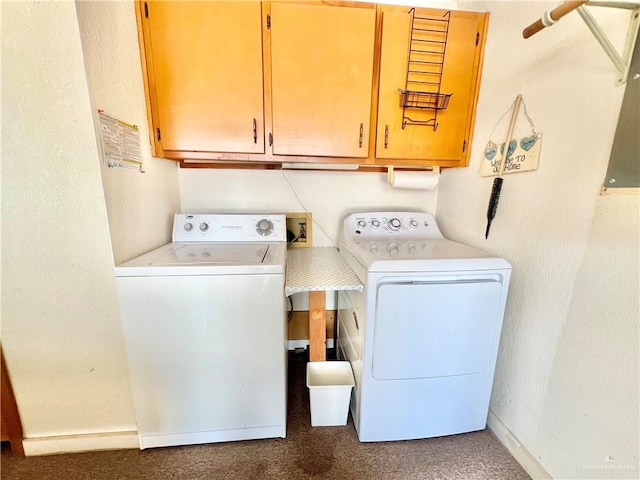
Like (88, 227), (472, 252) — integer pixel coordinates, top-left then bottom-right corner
(485, 177), (504, 239)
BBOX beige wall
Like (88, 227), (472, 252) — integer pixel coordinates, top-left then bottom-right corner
(437, 2), (639, 478)
(1, 0), (179, 446)
(1, 1), (137, 437)
(179, 169), (439, 247)
(75, 1), (181, 265)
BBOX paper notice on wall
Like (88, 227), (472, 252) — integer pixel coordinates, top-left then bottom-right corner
(479, 132), (543, 177)
(98, 111), (143, 172)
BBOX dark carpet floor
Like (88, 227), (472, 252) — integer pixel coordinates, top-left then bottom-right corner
(1, 351), (530, 479)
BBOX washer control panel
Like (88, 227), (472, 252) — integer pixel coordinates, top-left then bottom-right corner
(343, 212), (443, 240)
(173, 214), (286, 242)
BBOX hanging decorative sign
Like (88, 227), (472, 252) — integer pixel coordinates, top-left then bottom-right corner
(479, 97), (543, 177)
(480, 132), (543, 176)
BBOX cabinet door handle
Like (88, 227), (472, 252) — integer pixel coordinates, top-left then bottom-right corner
(352, 311), (359, 330)
(384, 125), (389, 149)
(359, 123), (364, 148)
(253, 118), (257, 144)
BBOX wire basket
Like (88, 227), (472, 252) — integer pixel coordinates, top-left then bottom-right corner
(399, 90), (452, 110)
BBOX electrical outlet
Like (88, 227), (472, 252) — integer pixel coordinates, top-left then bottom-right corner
(286, 212), (312, 248)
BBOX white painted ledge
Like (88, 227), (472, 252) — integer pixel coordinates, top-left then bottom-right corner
(487, 409), (552, 480)
(22, 431), (139, 456)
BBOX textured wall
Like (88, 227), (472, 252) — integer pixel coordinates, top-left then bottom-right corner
(179, 169), (439, 247)
(536, 194), (639, 478)
(437, 2), (638, 478)
(76, 1), (181, 265)
(1, 2), (136, 436)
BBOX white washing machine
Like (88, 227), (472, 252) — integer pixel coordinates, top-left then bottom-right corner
(338, 211), (511, 442)
(115, 213), (287, 449)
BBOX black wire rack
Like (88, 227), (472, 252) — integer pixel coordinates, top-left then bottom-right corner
(399, 9), (452, 131)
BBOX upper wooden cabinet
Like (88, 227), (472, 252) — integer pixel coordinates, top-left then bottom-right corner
(375, 8), (488, 165)
(139, 1), (265, 156)
(270, 2), (376, 158)
(135, 1), (488, 168)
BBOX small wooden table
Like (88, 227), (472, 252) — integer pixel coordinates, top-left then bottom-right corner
(285, 247), (363, 362)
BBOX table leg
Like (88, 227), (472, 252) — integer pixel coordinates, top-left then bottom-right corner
(308, 290), (326, 362)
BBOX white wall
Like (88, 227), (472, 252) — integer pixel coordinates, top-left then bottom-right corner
(438, 2), (639, 478)
(76, 1), (181, 265)
(179, 169), (439, 246)
(1, 2), (137, 438)
(1, 0), (180, 450)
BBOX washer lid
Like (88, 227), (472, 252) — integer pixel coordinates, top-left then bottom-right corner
(341, 239), (511, 272)
(149, 243), (269, 265)
(115, 242), (286, 276)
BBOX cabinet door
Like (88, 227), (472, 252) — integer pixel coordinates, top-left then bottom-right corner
(376, 9), (486, 163)
(144, 1), (264, 154)
(270, 3), (376, 158)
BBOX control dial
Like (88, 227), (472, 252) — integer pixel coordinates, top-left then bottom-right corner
(183, 222), (193, 232)
(256, 218), (274, 236)
(357, 220), (367, 228)
(371, 219), (380, 228)
(410, 219), (419, 229)
(387, 242), (399, 256)
(199, 222), (209, 232)
(388, 218), (401, 231)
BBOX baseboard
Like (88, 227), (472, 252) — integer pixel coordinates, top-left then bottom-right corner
(487, 409), (552, 480)
(22, 431), (139, 456)
(288, 339), (334, 350)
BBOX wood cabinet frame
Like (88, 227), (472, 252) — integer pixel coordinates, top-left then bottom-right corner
(135, 1), (489, 170)
(1, 347), (25, 455)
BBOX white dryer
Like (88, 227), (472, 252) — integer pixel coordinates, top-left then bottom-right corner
(115, 214), (287, 449)
(338, 212), (511, 442)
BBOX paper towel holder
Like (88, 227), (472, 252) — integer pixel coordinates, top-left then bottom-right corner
(387, 165), (440, 185)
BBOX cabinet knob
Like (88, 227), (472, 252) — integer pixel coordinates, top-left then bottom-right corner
(359, 123), (364, 148)
(253, 118), (257, 144)
(384, 125), (389, 148)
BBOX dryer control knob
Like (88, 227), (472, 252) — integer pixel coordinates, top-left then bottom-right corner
(387, 242), (399, 256)
(256, 219), (274, 236)
(199, 222), (209, 232)
(409, 219), (419, 228)
(357, 220), (367, 228)
(371, 220), (380, 228)
(184, 222), (194, 232)
(388, 218), (401, 230)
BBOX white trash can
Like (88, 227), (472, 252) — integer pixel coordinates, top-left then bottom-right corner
(306, 361), (355, 426)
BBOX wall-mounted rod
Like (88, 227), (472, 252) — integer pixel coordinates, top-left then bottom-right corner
(523, 1), (587, 39)
(523, 1), (640, 84)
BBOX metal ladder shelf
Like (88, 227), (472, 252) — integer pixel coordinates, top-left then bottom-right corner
(399, 9), (452, 130)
